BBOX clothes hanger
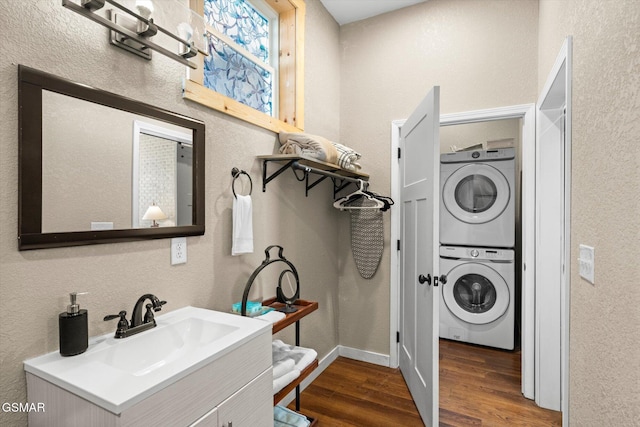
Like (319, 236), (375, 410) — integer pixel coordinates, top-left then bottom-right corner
(362, 191), (395, 211)
(333, 180), (385, 211)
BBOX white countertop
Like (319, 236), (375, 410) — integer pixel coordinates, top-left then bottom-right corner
(24, 306), (271, 414)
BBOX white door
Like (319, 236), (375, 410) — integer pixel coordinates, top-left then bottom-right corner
(399, 86), (440, 426)
(535, 36), (572, 415)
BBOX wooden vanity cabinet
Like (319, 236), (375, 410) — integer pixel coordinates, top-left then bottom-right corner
(190, 368), (272, 426)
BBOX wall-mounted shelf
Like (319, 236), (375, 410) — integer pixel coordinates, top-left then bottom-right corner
(257, 154), (369, 197)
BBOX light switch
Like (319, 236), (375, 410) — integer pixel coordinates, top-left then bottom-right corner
(578, 244), (595, 284)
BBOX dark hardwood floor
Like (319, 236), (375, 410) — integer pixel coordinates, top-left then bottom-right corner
(289, 340), (562, 426)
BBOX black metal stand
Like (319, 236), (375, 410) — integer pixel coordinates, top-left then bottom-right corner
(295, 320), (301, 411)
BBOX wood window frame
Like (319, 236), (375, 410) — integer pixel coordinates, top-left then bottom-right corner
(185, 0), (305, 133)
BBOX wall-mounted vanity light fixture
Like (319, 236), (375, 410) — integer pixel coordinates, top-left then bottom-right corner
(62, 0), (206, 69)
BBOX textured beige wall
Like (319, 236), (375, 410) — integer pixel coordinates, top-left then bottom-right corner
(337, 0), (538, 354)
(538, 1), (640, 425)
(0, 1), (340, 425)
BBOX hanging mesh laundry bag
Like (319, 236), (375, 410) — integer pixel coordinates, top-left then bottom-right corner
(350, 198), (384, 279)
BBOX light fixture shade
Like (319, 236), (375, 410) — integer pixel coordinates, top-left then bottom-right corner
(142, 204), (167, 221)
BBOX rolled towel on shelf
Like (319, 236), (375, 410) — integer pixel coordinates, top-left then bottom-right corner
(278, 131), (338, 165)
(273, 369), (300, 394)
(273, 358), (296, 380)
(272, 339), (318, 372)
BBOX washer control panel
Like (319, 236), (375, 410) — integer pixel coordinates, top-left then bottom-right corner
(440, 245), (514, 262)
(440, 147), (515, 164)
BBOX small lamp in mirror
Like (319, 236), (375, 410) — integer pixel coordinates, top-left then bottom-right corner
(142, 203), (167, 227)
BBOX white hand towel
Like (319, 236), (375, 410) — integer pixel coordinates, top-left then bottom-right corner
(232, 195), (253, 255)
(273, 369), (300, 394)
(273, 358), (296, 380)
(257, 311), (286, 324)
(272, 340), (318, 372)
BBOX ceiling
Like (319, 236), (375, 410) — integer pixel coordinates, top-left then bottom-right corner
(319, 0), (428, 25)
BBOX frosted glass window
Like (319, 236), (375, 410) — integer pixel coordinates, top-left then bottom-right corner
(204, 34), (273, 116)
(203, 0), (275, 116)
(204, 0), (270, 63)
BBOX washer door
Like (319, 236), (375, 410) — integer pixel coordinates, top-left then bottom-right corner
(442, 163), (510, 224)
(442, 262), (510, 325)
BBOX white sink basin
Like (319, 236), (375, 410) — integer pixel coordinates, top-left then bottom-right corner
(93, 316), (239, 376)
(24, 306), (270, 414)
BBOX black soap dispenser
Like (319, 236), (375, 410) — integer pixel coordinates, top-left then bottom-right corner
(59, 292), (88, 356)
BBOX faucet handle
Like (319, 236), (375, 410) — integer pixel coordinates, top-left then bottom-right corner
(144, 304), (156, 324)
(103, 310), (127, 322)
(104, 310), (129, 337)
(156, 300), (167, 311)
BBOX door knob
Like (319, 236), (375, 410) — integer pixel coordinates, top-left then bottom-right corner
(418, 274), (431, 285)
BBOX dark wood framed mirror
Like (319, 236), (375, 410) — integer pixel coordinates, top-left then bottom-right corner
(18, 65), (205, 250)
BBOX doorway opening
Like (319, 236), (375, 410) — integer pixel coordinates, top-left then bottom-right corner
(390, 103), (540, 422)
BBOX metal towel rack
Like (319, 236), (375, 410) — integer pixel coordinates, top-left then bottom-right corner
(231, 167), (253, 198)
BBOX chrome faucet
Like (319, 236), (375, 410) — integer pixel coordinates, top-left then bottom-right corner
(104, 294), (166, 338)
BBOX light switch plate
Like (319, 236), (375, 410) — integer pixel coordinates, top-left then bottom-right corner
(578, 244), (595, 284)
(171, 237), (187, 265)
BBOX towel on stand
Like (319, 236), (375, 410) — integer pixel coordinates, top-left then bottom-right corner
(232, 195), (253, 255)
(274, 405), (311, 427)
(257, 310), (287, 324)
(273, 369), (300, 394)
(273, 358), (296, 380)
(272, 340), (317, 372)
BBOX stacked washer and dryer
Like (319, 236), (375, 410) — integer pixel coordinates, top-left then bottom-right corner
(439, 148), (516, 350)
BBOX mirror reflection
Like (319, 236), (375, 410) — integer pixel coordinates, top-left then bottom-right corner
(40, 90), (194, 233)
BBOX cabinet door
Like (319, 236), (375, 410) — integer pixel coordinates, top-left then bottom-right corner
(217, 368), (273, 427)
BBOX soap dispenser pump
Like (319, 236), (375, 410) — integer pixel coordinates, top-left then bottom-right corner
(59, 292), (88, 356)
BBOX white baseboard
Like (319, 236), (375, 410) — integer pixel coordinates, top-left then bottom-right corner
(277, 346), (391, 406)
(337, 345), (390, 367)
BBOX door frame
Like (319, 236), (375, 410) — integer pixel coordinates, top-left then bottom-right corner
(390, 104), (536, 398)
(132, 120), (192, 228)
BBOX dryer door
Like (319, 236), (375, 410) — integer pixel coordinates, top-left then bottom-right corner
(442, 262), (510, 325)
(442, 163), (510, 224)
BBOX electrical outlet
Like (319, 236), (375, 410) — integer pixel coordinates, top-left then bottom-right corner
(578, 244), (594, 284)
(171, 237), (187, 265)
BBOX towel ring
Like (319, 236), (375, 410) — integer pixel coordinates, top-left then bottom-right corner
(231, 167), (253, 199)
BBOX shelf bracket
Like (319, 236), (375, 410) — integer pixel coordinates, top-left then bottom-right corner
(260, 157), (368, 198)
(305, 174), (329, 196)
(262, 159), (296, 192)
